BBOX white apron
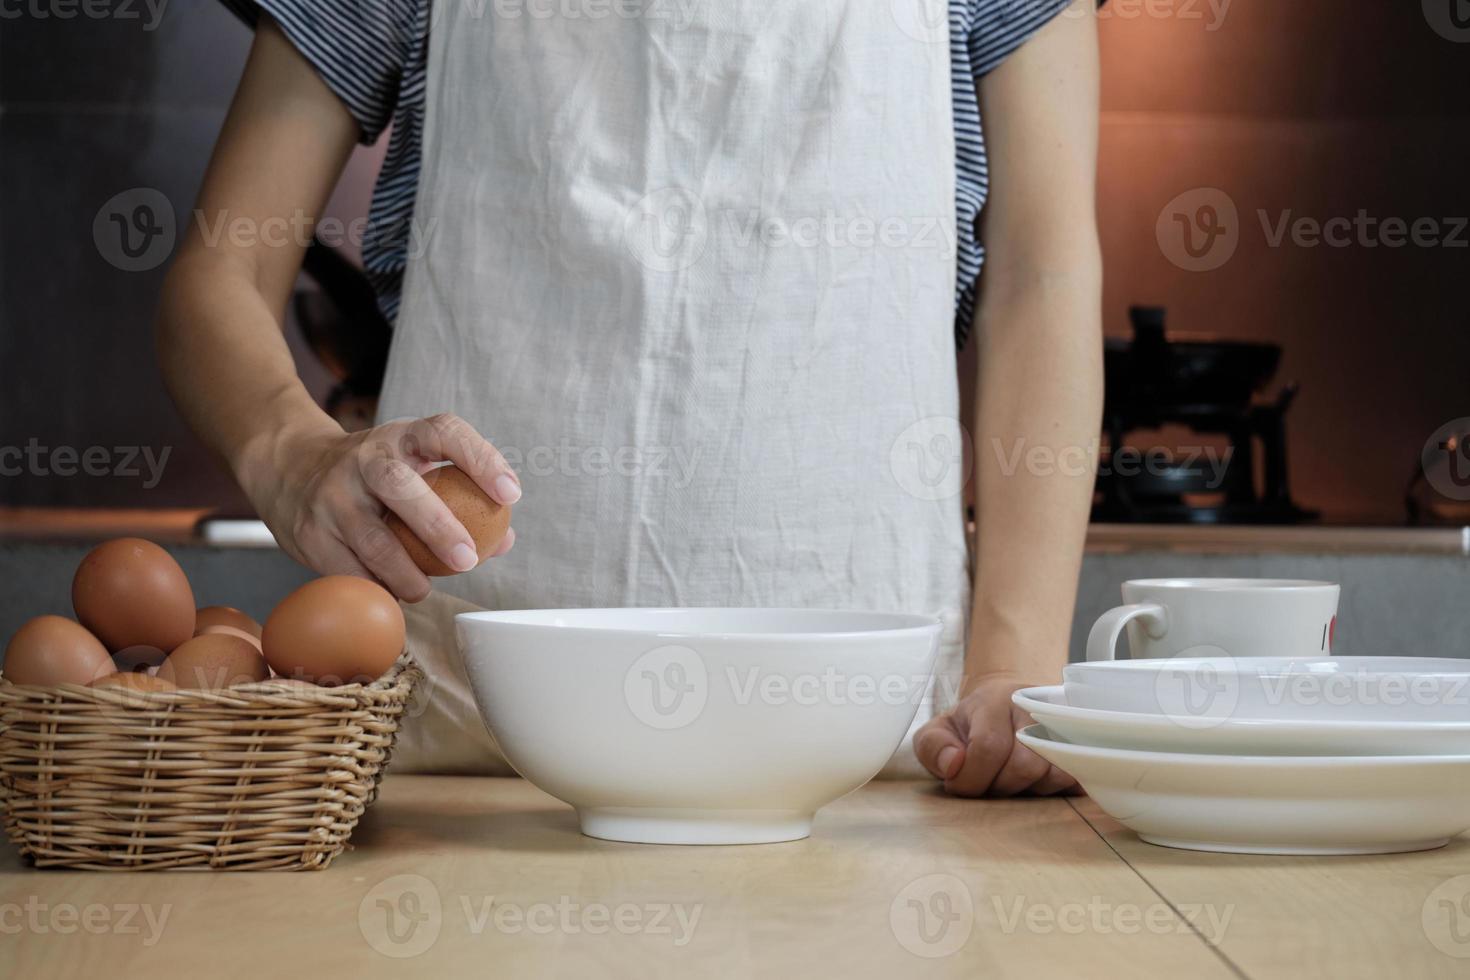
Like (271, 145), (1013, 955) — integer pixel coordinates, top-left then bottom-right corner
(381, 0), (971, 777)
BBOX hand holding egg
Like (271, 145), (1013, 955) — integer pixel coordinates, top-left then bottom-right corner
(235, 413), (517, 602)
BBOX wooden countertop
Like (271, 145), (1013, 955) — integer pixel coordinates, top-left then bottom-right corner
(3, 776), (1467, 977)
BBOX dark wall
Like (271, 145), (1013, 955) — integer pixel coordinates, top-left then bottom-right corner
(0, 3), (379, 510)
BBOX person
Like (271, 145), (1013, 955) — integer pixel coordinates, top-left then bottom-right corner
(159, 0), (1102, 796)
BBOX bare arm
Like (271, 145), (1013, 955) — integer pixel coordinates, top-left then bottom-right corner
(158, 16), (356, 474)
(158, 19), (519, 601)
(916, 0), (1103, 796)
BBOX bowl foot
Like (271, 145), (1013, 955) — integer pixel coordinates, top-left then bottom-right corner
(577, 807), (813, 845)
(1137, 834), (1452, 856)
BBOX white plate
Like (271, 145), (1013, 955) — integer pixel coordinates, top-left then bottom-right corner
(1017, 724), (1470, 854)
(1015, 686), (1470, 756)
(1063, 656), (1470, 725)
(456, 608), (941, 845)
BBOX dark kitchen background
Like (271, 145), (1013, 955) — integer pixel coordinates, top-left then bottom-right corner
(2, 1), (1469, 524)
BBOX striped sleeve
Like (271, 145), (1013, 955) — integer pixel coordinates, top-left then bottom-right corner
(967, 0), (1077, 77)
(216, 0), (414, 144)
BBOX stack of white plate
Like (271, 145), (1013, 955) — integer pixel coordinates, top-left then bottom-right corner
(1014, 656), (1470, 855)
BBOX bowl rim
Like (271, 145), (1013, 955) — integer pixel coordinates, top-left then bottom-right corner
(1064, 655), (1470, 677)
(1016, 724), (1470, 767)
(1123, 577), (1338, 591)
(456, 607), (943, 642)
(1015, 685), (1470, 733)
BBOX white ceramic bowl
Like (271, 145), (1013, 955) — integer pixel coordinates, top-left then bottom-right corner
(1014, 685), (1470, 756)
(1017, 725), (1470, 855)
(456, 608), (942, 845)
(1063, 656), (1470, 725)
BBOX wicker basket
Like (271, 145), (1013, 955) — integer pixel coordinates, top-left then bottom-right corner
(0, 655), (421, 871)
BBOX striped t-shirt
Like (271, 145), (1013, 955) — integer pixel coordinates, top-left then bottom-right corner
(221, 0), (1073, 348)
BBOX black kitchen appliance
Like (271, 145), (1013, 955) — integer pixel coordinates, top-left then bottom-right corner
(1094, 306), (1315, 524)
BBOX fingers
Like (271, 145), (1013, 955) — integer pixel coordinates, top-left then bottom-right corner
(1028, 764), (1080, 797)
(415, 413), (522, 506)
(343, 517), (432, 603)
(914, 715), (967, 781)
(942, 723), (1012, 797)
(987, 741), (1059, 797)
(488, 526), (516, 557)
(363, 455), (479, 573)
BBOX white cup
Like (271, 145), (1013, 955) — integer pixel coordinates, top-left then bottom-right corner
(1085, 578), (1341, 662)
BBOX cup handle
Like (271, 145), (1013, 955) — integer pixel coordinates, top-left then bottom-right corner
(1085, 602), (1169, 662)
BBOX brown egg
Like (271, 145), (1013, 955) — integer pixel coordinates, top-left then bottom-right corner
(262, 576), (405, 686)
(198, 624), (263, 650)
(194, 606), (262, 640)
(90, 671), (176, 693)
(386, 465), (511, 576)
(4, 616), (116, 687)
(113, 645), (168, 673)
(157, 633), (269, 689)
(72, 538), (196, 652)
